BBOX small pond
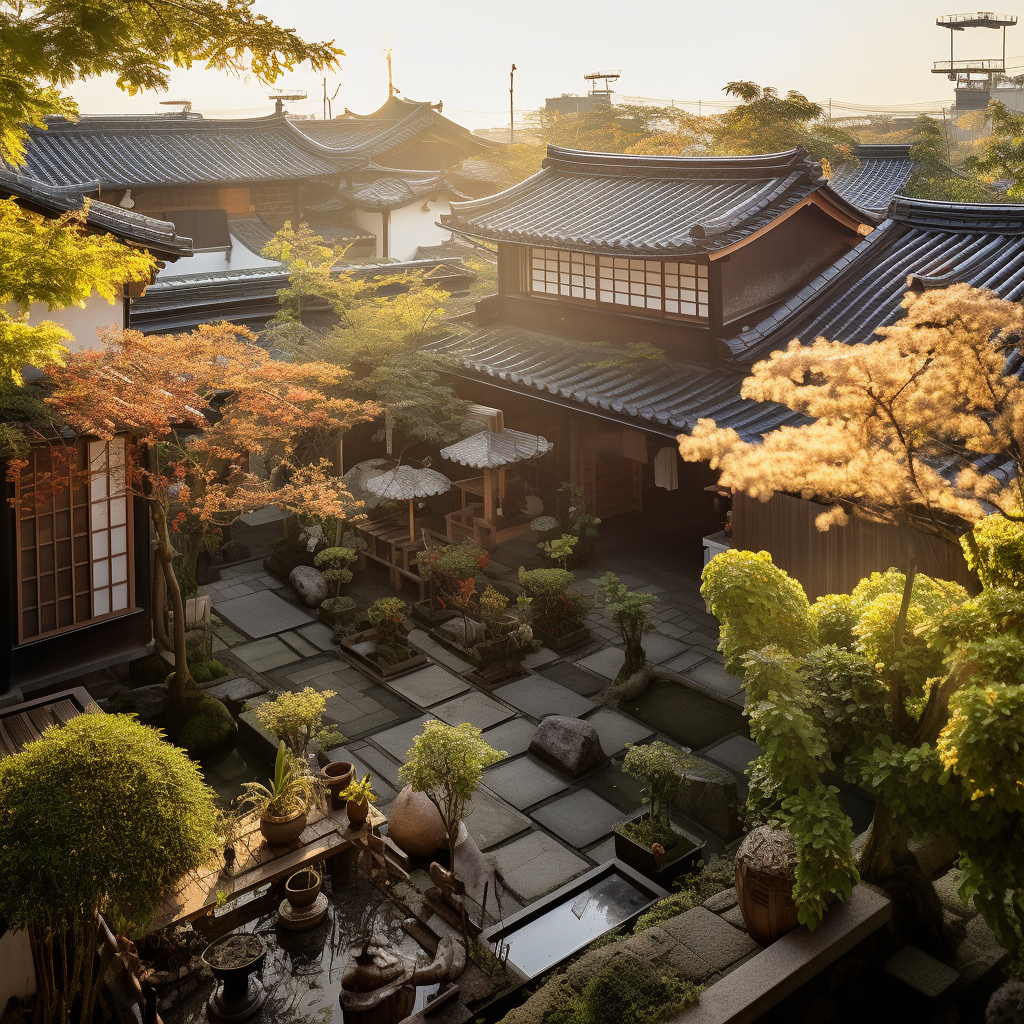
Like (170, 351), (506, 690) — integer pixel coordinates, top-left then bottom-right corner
(159, 874), (436, 1023)
(620, 677), (749, 750)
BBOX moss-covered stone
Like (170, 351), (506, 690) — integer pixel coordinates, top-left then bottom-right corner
(175, 695), (236, 757)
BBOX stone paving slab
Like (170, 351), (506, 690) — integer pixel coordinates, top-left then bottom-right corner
(482, 718), (538, 760)
(583, 707), (654, 756)
(465, 787), (532, 850)
(531, 788), (624, 849)
(487, 831), (591, 903)
(492, 677), (596, 720)
(353, 742), (403, 789)
(407, 629), (474, 673)
(584, 763), (646, 814)
(662, 651), (709, 676)
(573, 646), (625, 680)
(537, 661), (607, 697)
(205, 676), (265, 701)
(279, 630), (321, 658)
(684, 660), (744, 698)
(482, 756), (570, 810)
(522, 647), (561, 669)
(215, 590), (314, 639)
(644, 631), (689, 664)
(584, 835), (616, 864)
(297, 621), (336, 650)
(431, 691), (516, 731)
(385, 664), (470, 707)
(231, 637), (302, 673)
(702, 734), (763, 774)
(373, 714), (433, 760)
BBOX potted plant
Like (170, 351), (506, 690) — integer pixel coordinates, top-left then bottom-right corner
(240, 741), (324, 846)
(464, 585), (537, 687)
(613, 741), (704, 884)
(322, 759), (355, 808)
(254, 687), (339, 761)
(285, 868), (322, 908)
(341, 773), (376, 826)
(517, 566), (592, 652)
(315, 546), (360, 627)
(415, 539), (488, 627)
(553, 483), (601, 567)
(595, 572), (659, 684)
(340, 596), (428, 681)
(201, 932), (268, 1016)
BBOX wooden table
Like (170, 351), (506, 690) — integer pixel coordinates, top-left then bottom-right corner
(356, 516), (431, 596)
(149, 802), (386, 932)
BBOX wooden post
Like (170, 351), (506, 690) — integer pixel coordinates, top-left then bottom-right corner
(408, 498), (416, 542)
(483, 467), (495, 524)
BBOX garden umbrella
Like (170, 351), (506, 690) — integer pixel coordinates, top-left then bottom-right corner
(342, 458), (391, 510)
(440, 428), (553, 523)
(362, 465), (451, 542)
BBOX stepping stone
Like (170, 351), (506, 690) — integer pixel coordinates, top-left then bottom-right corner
(215, 590), (314, 639)
(231, 637), (302, 673)
(702, 735), (762, 774)
(483, 718), (538, 760)
(431, 691), (515, 731)
(297, 620), (336, 651)
(464, 788), (531, 850)
(355, 743), (404, 789)
(884, 946), (960, 1000)
(685, 660), (744, 698)
(583, 707), (654, 756)
(585, 835), (616, 864)
(538, 660), (607, 696)
(523, 647), (560, 669)
(386, 665), (470, 707)
(482, 756), (569, 809)
(279, 631), (321, 658)
(574, 647), (625, 681)
(662, 651), (708, 675)
(493, 677), (595, 720)
(488, 831), (590, 903)
(204, 676), (264, 701)
(532, 789), (624, 848)
(584, 763), (646, 814)
(373, 715), (433, 760)
(407, 629), (474, 673)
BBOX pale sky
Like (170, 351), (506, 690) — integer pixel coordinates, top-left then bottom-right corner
(69, 1), (1022, 128)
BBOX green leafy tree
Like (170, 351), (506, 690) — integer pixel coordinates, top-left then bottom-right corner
(254, 686), (339, 758)
(399, 720), (504, 879)
(0, 713), (219, 1024)
(967, 102), (1024, 200)
(621, 741), (690, 848)
(963, 512), (1024, 590)
(906, 114), (992, 202)
(596, 572), (659, 683)
(703, 547), (1024, 954)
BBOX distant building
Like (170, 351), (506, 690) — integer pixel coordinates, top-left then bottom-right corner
(545, 71), (620, 116)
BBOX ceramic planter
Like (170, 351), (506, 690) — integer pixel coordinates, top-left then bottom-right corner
(321, 761), (355, 808)
(201, 932), (268, 1018)
(347, 798), (370, 826)
(613, 816), (704, 885)
(285, 868), (322, 908)
(259, 807), (307, 846)
(734, 825), (800, 945)
(339, 629), (429, 682)
(539, 626), (590, 653)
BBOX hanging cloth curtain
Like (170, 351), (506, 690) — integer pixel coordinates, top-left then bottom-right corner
(653, 447), (679, 491)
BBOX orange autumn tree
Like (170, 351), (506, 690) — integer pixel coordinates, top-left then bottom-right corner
(43, 323), (377, 713)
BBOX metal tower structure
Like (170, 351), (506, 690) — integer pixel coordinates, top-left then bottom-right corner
(933, 12), (1018, 111)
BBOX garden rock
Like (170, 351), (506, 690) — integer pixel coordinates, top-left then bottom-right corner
(123, 684), (168, 720)
(673, 754), (743, 841)
(218, 540), (251, 563)
(289, 566), (328, 607)
(175, 696), (236, 757)
(529, 715), (606, 778)
(439, 617), (485, 645)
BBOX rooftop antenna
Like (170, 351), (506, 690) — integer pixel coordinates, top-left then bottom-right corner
(583, 69), (620, 107)
(933, 12), (1017, 110)
(269, 89), (307, 115)
(158, 99), (192, 114)
(510, 64), (516, 144)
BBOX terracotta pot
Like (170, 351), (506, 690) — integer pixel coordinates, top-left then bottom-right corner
(347, 798), (370, 826)
(322, 761), (355, 808)
(259, 807), (307, 846)
(387, 784), (446, 857)
(735, 824), (800, 945)
(285, 868), (322, 908)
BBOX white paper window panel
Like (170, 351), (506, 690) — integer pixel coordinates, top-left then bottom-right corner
(94, 560), (110, 588)
(111, 525), (128, 555)
(94, 589), (110, 616)
(91, 501), (109, 530)
(111, 554), (129, 584)
(112, 584), (129, 611)
(110, 497), (127, 526)
(92, 531), (109, 560)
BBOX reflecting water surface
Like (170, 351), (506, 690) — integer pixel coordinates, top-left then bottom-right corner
(621, 678), (747, 750)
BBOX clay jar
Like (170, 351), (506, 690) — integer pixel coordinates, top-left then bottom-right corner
(259, 806), (307, 846)
(285, 868), (322, 908)
(321, 761), (355, 809)
(347, 796), (370, 826)
(387, 785), (446, 857)
(735, 824), (800, 945)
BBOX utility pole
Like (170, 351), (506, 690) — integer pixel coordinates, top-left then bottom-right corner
(510, 64), (516, 144)
(323, 78), (327, 120)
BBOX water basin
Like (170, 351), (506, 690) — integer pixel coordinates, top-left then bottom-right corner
(620, 677), (748, 750)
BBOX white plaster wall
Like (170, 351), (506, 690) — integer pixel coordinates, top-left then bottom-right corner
(0, 929), (36, 1005)
(12, 292), (125, 353)
(388, 199), (453, 261)
(353, 209), (385, 259)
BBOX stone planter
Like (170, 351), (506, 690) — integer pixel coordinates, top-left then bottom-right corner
(321, 761), (355, 808)
(613, 814), (704, 885)
(319, 599), (359, 629)
(202, 932), (268, 1019)
(259, 807), (307, 846)
(339, 629), (429, 682)
(735, 825), (800, 946)
(263, 550), (314, 583)
(539, 626), (591, 653)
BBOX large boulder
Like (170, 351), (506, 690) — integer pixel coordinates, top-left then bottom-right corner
(672, 754), (742, 841)
(289, 565), (328, 607)
(175, 696), (237, 757)
(529, 715), (606, 778)
(388, 785), (447, 857)
(123, 683), (168, 721)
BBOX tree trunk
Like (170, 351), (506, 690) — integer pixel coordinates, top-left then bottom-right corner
(152, 506), (195, 703)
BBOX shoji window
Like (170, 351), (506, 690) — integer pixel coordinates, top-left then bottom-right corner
(530, 247), (596, 298)
(16, 438), (134, 642)
(664, 261), (710, 318)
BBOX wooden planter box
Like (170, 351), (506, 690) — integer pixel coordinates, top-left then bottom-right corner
(463, 662), (529, 691)
(339, 629), (429, 682)
(319, 602), (359, 629)
(539, 626), (590, 653)
(411, 600), (457, 629)
(613, 815), (704, 885)
(263, 550), (314, 583)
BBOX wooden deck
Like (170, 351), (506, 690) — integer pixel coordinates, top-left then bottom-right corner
(149, 801), (387, 933)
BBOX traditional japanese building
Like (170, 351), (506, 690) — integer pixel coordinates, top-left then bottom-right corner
(828, 144), (915, 217)
(430, 146), (874, 553)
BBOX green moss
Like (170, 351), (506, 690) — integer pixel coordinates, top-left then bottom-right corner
(634, 856), (735, 933)
(189, 658), (229, 685)
(175, 696), (236, 757)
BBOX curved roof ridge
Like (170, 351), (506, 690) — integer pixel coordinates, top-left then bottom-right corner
(888, 195), (1024, 233)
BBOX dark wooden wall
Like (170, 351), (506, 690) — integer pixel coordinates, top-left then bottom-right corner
(732, 491), (975, 600)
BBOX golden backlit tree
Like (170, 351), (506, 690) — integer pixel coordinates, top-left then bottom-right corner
(37, 323), (377, 712)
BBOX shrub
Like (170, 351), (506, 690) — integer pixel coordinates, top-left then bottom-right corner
(368, 596), (410, 664)
(314, 545), (358, 598)
(518, 566), (591, 639)
(620, 741), (690, 848)
(595, 573), (659, 682)
(255, 686), (338, 757)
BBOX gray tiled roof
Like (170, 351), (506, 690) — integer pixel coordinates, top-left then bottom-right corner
(426, 325), (799, 440)
(13, 114), (361, 190)
(442, 146), (870, 256)
(725, 196), (1024, 363)
(828, 145), (914, 216)
(0, 167), (192, 257)
(326, 168), (474, 212)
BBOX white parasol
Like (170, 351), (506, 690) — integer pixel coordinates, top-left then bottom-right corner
(363, 465), (451, 541)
